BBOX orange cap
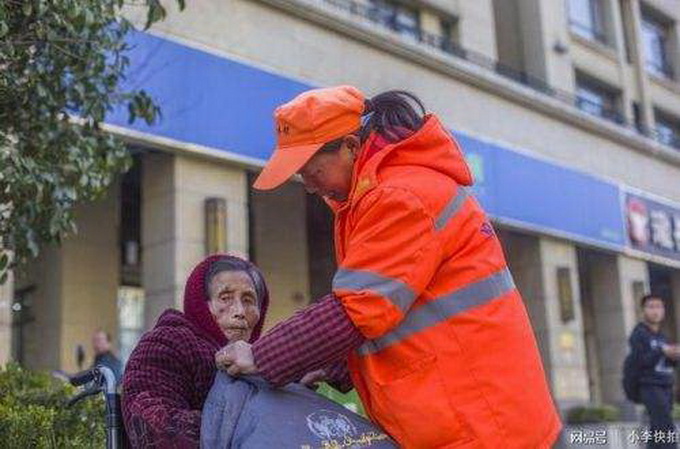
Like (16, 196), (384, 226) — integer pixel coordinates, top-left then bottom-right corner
(253, 85), (365, 190)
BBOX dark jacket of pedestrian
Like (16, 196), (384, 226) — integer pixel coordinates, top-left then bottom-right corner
(630, 322), (676, 387)
(93, 351), (123, 383)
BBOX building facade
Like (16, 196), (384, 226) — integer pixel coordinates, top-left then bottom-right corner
(2, 0), (680, 422)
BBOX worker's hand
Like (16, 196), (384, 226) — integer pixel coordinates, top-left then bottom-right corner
(663, 344), (680, 360)
(215, 341), (258, 376)
(300, 369), (327, 390)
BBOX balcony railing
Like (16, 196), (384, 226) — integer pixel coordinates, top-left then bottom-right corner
(317, 0), (680, 153)
(575, 96), (626, 124)
(657, 128), (680, 149)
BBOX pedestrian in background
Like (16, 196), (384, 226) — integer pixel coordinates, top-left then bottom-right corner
(629, 295), (680, 448)
(91, 329), (123, 384)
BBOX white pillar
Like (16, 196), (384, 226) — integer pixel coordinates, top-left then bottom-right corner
(12, 187), (119, 372)
(539, 237), (590, 408)
(499, 229), (590, 410)
(142, 152), (250, 329)
(0, 267), (13, 365)
(625, 0), (655, 132)
(60, 187), (119, 372)
(250, 181), (311, 329)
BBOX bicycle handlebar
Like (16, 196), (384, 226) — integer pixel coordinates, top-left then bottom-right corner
(66, 365), (122, 449)
(70, 368), (97, 387)
(67, 385), (101, 407)
(69, 366), (117, 392)
(99, 366), (118, 395)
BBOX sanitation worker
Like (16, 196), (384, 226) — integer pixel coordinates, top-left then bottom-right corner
(216, 85), (562, 448)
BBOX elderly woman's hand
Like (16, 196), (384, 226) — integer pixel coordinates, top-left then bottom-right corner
(215, 341), (258, 376)
(299, 369), (327, 390)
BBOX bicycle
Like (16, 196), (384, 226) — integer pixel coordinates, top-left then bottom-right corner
(67, 366), (122, 449)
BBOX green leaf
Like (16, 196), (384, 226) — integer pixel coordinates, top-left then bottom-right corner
(145, 1), (167, 30)
(0, 253), (8, 270)
(0, 0), (186, 275)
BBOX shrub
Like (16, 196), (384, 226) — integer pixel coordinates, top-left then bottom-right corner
(0, 362), (105, 448)
(566, 404), (621, 424)
(672, 403), (680, 421)
(317, 383), (366, 416)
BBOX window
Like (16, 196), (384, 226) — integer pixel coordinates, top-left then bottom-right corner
(641, 13), (673, 79)
(569, 0), (607, 44)
(118, 286), (145, 364)
(368, 0), (421, 41)
(439, 18), (462, 55)
(575, 74), (621, 122)
(655, 111), (680, 149)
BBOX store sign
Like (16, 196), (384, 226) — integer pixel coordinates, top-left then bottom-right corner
(456, 132), (626, 250)
(111, 31), (636, 254)
(625, 193), (680, 262)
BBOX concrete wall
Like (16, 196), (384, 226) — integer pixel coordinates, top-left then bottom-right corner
(12, 188), (119, 372)
(579, 252), (626, 406)
(16, 247), (63, 371)
(59, 187), (120, 373)
(306, 193), (337, 302)
(493, 0), (525, 73)
(138, 0), (680, 204)
(250, 180), (311, 329)
(499, 229), (590, 408)
(142, 152), (177, 325)
(539, 237), (591, 406)
(578, 250), (650, 411)
(142, 152), (250, 329)
(617, 255), (650, 335)
(670, 269), (680, 342)
(518, 0), (567, 86)
(499, 230), (549, 360)
(571, 37), (623, 89)
(456, 0), (497, 58)
(0, 267), (12, 365)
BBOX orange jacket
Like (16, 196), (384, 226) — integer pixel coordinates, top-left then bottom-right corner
(329, 115), (562, 448)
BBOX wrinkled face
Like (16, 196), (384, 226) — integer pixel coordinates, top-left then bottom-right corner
(298, 135), (359, 202)
(92, 331), (110, 355)
(208, 271), (260, 342)
(643, 298), (665, 324)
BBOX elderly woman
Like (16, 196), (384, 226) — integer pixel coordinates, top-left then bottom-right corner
(121, 254), (270, 448)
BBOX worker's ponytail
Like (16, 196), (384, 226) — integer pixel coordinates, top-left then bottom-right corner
(317, 90), (426, 153)
(360, 90), (426, 143)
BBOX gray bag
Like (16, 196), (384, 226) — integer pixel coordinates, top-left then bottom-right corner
(200, 372), (397, 449)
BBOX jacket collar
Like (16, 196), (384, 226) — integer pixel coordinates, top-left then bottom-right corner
(325, 114), (474, 213)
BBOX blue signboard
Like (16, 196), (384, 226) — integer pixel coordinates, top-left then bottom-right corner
(107, 31), (312, 160)
(455, 133), (625, 249)
(624, 192), (680, 262)
(108, 31), (631, 251)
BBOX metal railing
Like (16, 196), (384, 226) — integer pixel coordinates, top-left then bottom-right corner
(575, 96), (626, 125)
(657, 130), (680, 149)
(318, 0), (680, 152)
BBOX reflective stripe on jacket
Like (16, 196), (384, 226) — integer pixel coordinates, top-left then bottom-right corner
(328, 115), (562, 448)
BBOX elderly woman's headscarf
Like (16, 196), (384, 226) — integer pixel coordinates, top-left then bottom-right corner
(183, 254), (270, 347)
